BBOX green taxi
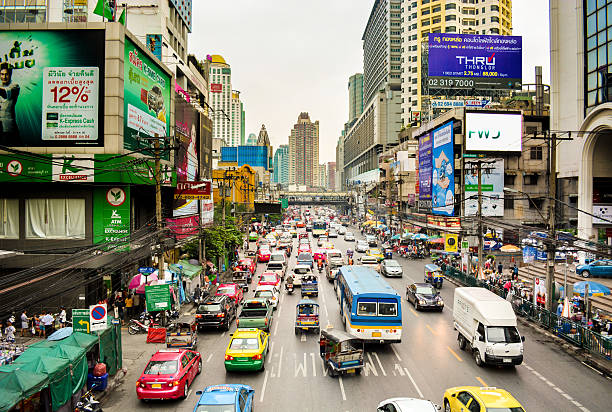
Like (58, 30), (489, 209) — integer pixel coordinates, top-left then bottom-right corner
(224, 328), (270, 372)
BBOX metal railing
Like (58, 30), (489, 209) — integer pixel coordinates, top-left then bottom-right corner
(443, 266), (612, 361)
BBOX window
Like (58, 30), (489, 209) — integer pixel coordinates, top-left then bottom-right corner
(524, 174), (539, 185)
(504, 174), (515, 186)
(25, 198), (85, 239)
(445, 26), (457, 32)
(357, 300), (377, 316)
(0, 199), (19, 239)
(491, 16), (499, 23)
(529, 197), (544, 210)
(445, 2), (457, 10)
(446, 14), (457, 21)
(378, 301), (398, 316)
(504, 196), (514, 209)
(530, 146), (543, 160)
(584, 0), (612, 109)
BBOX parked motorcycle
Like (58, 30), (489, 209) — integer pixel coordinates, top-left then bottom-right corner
(128, 312), (157, 335)
(75, 384), (103, 412)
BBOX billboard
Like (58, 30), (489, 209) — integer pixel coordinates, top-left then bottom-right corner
(124, 37), (171, 154)
(465, 112), (522, 152)
(431, 122), (454, 216)
(93, 186), (131, 245)
(465, 158), (504, 217)
(0, 30), (105, 147)
(427, 33), (522, 91)
(418, 133), (432, 201)
(174, 93), (199, 217)
(211, 83), (222, 93)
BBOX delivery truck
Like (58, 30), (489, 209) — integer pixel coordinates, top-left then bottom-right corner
(453, 287), (524, 367)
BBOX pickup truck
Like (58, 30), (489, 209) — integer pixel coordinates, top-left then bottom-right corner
(236, 298), (273, 332)
(266, 261), (286, 280)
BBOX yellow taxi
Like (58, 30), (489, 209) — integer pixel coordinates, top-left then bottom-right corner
(224, 328), (270, 372)
(366, 248), (385, 262)
(321, 241), (335, 250)
(443, 386), (525, 412)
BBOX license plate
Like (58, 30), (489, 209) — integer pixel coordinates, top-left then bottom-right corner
(151, 384), (162, 389)
(347, 368), (355, 373)
(302, 327), (308, 330)
(237, 358), (249, 362)
(372, 332), (381, 337)
(503, 358), (512, 363)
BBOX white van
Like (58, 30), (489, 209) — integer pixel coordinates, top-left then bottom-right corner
(453, 287), (524, 367)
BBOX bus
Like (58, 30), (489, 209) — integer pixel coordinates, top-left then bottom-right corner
(312, 220), (327, 237)
(335, 266), (402, 343)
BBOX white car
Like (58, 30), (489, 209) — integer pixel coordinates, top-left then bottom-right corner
(355, 240), (368, 252)
(291, 264), (313, 287)
(344, 232), (355, 241)
(253, 285), (280, 309)
(377, 398), (440, 412)
(328, 229), (338, 238)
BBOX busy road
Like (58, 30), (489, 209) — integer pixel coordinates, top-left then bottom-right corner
(103, 216), (612, 412)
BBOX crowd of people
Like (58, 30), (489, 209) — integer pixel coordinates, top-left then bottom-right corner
(1, 307), (68, 342)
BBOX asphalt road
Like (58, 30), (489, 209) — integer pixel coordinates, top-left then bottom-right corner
(103, 227), (612, 412)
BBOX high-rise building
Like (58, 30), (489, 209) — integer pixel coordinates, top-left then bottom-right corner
(336, 133), (345, 191)
(273, 145), (290, 185)
(362, 0), (402, 106)
(246, 133), (258, 146)
(230, 90), (243, 147)
(209, 55), (234, 145)
(327, 162), (337, 191)
(317, 165), (328, 189)
(348, 73), (364, 123)
(289, 113), (320, 187)
(240, 103), (246, 145)
(400, 0), (512, 124)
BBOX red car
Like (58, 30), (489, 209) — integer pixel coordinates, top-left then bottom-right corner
(237, 258), (256, 275)
(298, 243), (312, 254)
(257, 247), (271, 263)
(136, 349), (201, 400)
(258, 272), (281, 288)
(215, 283), (244, 305)
(296, 221), (305, 228)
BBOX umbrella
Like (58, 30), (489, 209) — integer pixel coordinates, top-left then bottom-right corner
(500, 244), (521, 252)
(572, 281), (611, 297)
(428, 238), (445, 244)
(412, 233), (428, 240)
(47, 327), (73, 341)
(428, 235), (442, 240)
(391, 234), (401, 240)
(128, 272), (159, 289)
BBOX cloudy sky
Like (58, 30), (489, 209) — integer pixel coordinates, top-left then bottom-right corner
(191, 0), (551, 164)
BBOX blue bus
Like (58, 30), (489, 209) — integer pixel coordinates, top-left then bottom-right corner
(335, 266), (402, 343)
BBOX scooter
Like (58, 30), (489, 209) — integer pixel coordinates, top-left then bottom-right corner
(285, 282), (294, 295)
(75, 384), (103, 412)
(128, 312), (157, 335)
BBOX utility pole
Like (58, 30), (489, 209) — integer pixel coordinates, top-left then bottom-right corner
(477, 160), (483, 280)
(546, 132), (557, 311)
(154, 135), (164, 277)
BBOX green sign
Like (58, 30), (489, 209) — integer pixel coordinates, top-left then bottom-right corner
(463, 153), (485, 158)
(0, 30), (105, 147)
(461, 240), (470, 250)
(72, 309), (90, 333)
(93, 186), (131, 244)
(281, 198), (288, 209)
(145, 284), (171, 312)
(123, 37), (171, 156)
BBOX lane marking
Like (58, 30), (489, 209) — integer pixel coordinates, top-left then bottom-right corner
(277, 301), (282, 316)
(409, 308), (420, 317)
(187, 389), (192, 398)
(391, 344), (402, 362)
(267, 341), (275, 364)
(273, 320), (279, 336)
(373, 352), (387, 376)
(259, 370), (269, 402)
(338, 375), (347, 401)
(221, 331), (226, 338)
(404, 367), (424, 398)
(475, 376), (487, 387)
(206, 353), (213, 363)
(522, 362), (591, 412)
(277, 346), (283, 379)
(447, 346), (463, 362)
(310, 352), (317, 377)
(300, 334), (307, 342)
(425, 324), (438, 336)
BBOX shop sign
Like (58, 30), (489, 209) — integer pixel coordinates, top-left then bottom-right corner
(93, 186), (131, 244)
(145, 284), (171, 312)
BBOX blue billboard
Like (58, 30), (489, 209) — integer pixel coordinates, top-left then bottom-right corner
(418, 133), (432, 201)
(427, 33), (522, 90)
(432, 122), (454, 216)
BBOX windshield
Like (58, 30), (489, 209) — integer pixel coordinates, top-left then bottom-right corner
(298, 253), (312, 261)
(240, 309), (268, 317)
(416, 286), (436, 295)
(198, 304), (221, 312)
(346, 232), (353, 236)
(385, 260), (400, 267)
(261, 275), (277, 283)
(270, 254), (284, 262)
(328, 252), (342, 259)
(229, 338), (259, 350)
(195, 405), (236, 412)
(294, 267), (311, 274)
(144, 360), (178, 375)
(254, 291), (274, 299)
(217, 287), (234, 295)
(487, 326), (522, 343)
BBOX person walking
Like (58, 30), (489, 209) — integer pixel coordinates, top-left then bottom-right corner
(512, 263), (519, 281)
(40, 311), (54, 337)
(59, 307), (67, 328)
(20, 310), (29, 337)
(125, 295), (133, 320)
(497, 262), (503, 275)
(4, 321), (16, 343)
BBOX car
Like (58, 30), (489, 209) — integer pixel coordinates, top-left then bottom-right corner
(359, 255), (379, 268)
(269, 251), (287, 268)
(193, 384), (255, 412)
(337, 226), (346, 235)
(321, 241), (335, 250)
(406, 283), (444, 311)
(215, 283), (244, 306)
(289, 228), (298, 238)
(254, 285), (280, 309)
(298, 243), (312, 254)
(224, 328), (270, 372)
(377, 397), (440, 412)
(328, 229), (338, 238)
(237, 258), (256, 275)
(316, 236), (329, 247)
(257, 238), (270, 248)
(257, 247), (271, 263)
(258, 272), (281, 288)
(344, 232), (355, 241)
(296, 221), (305, 228)
(443, 386), (525, 412)
(366, 235), (378, 247)
(575, 259), (612, 278)
(136, 349), (202, 400)
(313, 248), (327, 264)
(380, 259), (403, 277)
(292, 264), (313, 286)
(248, 232), (258, 242)
(195, 295), (236, 331)
(297, 252), (314, 269)
(366, 248), (385, 262)
(355, 240), (368, 252)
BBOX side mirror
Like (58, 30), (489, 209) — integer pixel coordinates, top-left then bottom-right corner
(478, 334), (485, 342)
(521, 336), (525, 342)
(195, 391), (202, 395)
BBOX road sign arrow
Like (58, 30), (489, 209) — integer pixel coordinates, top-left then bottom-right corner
(394, 363), (406, 376)
(79, 319), (90, 333)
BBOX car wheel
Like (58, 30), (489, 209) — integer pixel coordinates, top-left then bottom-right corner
(197, 359), (202, 375)
(223, 320), (230, 331)
(182, 382), (189, 399)
(444, 399), (451, 412)
(128, 324), (139, 335)
(473, 349), (483, 367)
(581, 270), (591, 278)
(458, 334), (466, 350)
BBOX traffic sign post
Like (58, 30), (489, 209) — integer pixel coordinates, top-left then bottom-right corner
(89, 303), (108, 332)
(72, 309), (90, 333)
(139, 267), (155, 274)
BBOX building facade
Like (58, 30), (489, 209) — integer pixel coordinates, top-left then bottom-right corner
(289, 112), (320, 188)
(400, 0), (513, 125)
(273, 145), (290, 185)
(348, 73), (364, 123)
(246, 133), (258, 146)
(336, 133), (345, 190)
(230, 90), (243, 147)
(550, 0), (612, 242)
(209, 55), (234, 145)
(327, 162), (337, 191)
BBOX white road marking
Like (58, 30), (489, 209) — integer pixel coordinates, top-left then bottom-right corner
(267, 341), (274, 363)
(301, 333), (307, 342)
(187, 389), (192, 398)
(393, 363), (406, 376)
(259, 370), (269, 402)
(310, 352), (317, 377)
(522, 362), (591, 412)
(295, 353), (307, 377)
(338, 375), (347, 401)
(373, 352), (387, 376)
(404, 367), (424, 398)
(274, 320), (279, 336)
(221, 331), (226, 338)
(391, 344), (402, 362)
(206, 353), (213, 363)
(277, 346), (283, 379)
(364, 353), (378, 377)
(277, 301), (283, 316)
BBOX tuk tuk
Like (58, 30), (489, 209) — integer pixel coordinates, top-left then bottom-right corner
(384, 248), (393, 260)
(424, 263), (444, 289)
(166, 317), (197, 349)
(301, 275), (319, 297)
(295, 299), (320, 334)
(232, 270), (250, 292)
(319, 328), (364, 377)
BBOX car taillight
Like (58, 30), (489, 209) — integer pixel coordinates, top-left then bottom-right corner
(168, 380), (180, 387)
(225, 354), (234, 361)
(217, 313), (225, 317)
(236, 319), (239, 326)
(252, 354), (262, 360)
(264, 318), (268, 325)
(195, 314), (202, 318)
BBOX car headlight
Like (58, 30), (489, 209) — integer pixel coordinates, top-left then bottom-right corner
(485, 347), (494, 355)
(520, 346), (524, 355)
(419, 299), (426, 305)
(437, 300), (444, 305)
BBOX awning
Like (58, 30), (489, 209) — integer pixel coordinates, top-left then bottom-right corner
(169, 260), (202, 280)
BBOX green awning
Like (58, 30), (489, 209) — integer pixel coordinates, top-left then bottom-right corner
(170, 259), (202, 280)
(0, 369), (49, 410)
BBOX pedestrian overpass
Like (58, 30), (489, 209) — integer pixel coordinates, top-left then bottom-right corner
(279, 191), (351, 205)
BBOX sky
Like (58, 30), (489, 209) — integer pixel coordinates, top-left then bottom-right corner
(191, 0), (551, 164)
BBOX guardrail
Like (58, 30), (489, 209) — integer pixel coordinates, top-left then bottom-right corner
(443, 266), (612, 361)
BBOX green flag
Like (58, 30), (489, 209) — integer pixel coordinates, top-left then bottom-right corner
(93, 0), (114, 20)
(118, 9), (125, 25)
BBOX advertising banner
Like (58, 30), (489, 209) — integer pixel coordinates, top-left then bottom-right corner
(145, 284), (171, 312)
(124, 37), (171, 154)
(445, 234), (458, 253)
(0, 30), (105, 147)
(166, 215), (199, 239)
(174, 93), (199, 217)
(418, 133), (432, 201)
(593, 204), (612, 224)
(465, 112), (522, 152)
(465, 158), (504, 216)
(427, 33), (522, 90)
(522, 246), (536, 264)
(93, 186), (131, 244)
(211, 83), (222, 93)
(432, 122), (454, 216)
(175, 180), (212, 200)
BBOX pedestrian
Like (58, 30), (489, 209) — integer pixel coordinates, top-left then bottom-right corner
(497, 262), (503, 275)
(4, 321), (16, 343)
(194, 284), (201, 304)
(34, 314), (42, 337)
(40, 311), (54, 337)
(513, 263), (519, 280)
(115, 295), (125, 325)
(20, 310), (29, 337)
(59, 306), (67, 328)
(125, 294), (133, 319)
(556, 300), (563, 317)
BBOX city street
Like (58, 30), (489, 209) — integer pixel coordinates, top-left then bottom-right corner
(103, 230), (612, 411)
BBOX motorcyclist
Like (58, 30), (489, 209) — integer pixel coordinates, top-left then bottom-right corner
(317, 258), (324, 272)
(346, 248), (354, 265)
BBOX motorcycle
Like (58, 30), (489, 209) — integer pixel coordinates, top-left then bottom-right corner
(75, 384), (103, 412)
(128, 312), (157, 335)
(285, 282), (294, 295)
